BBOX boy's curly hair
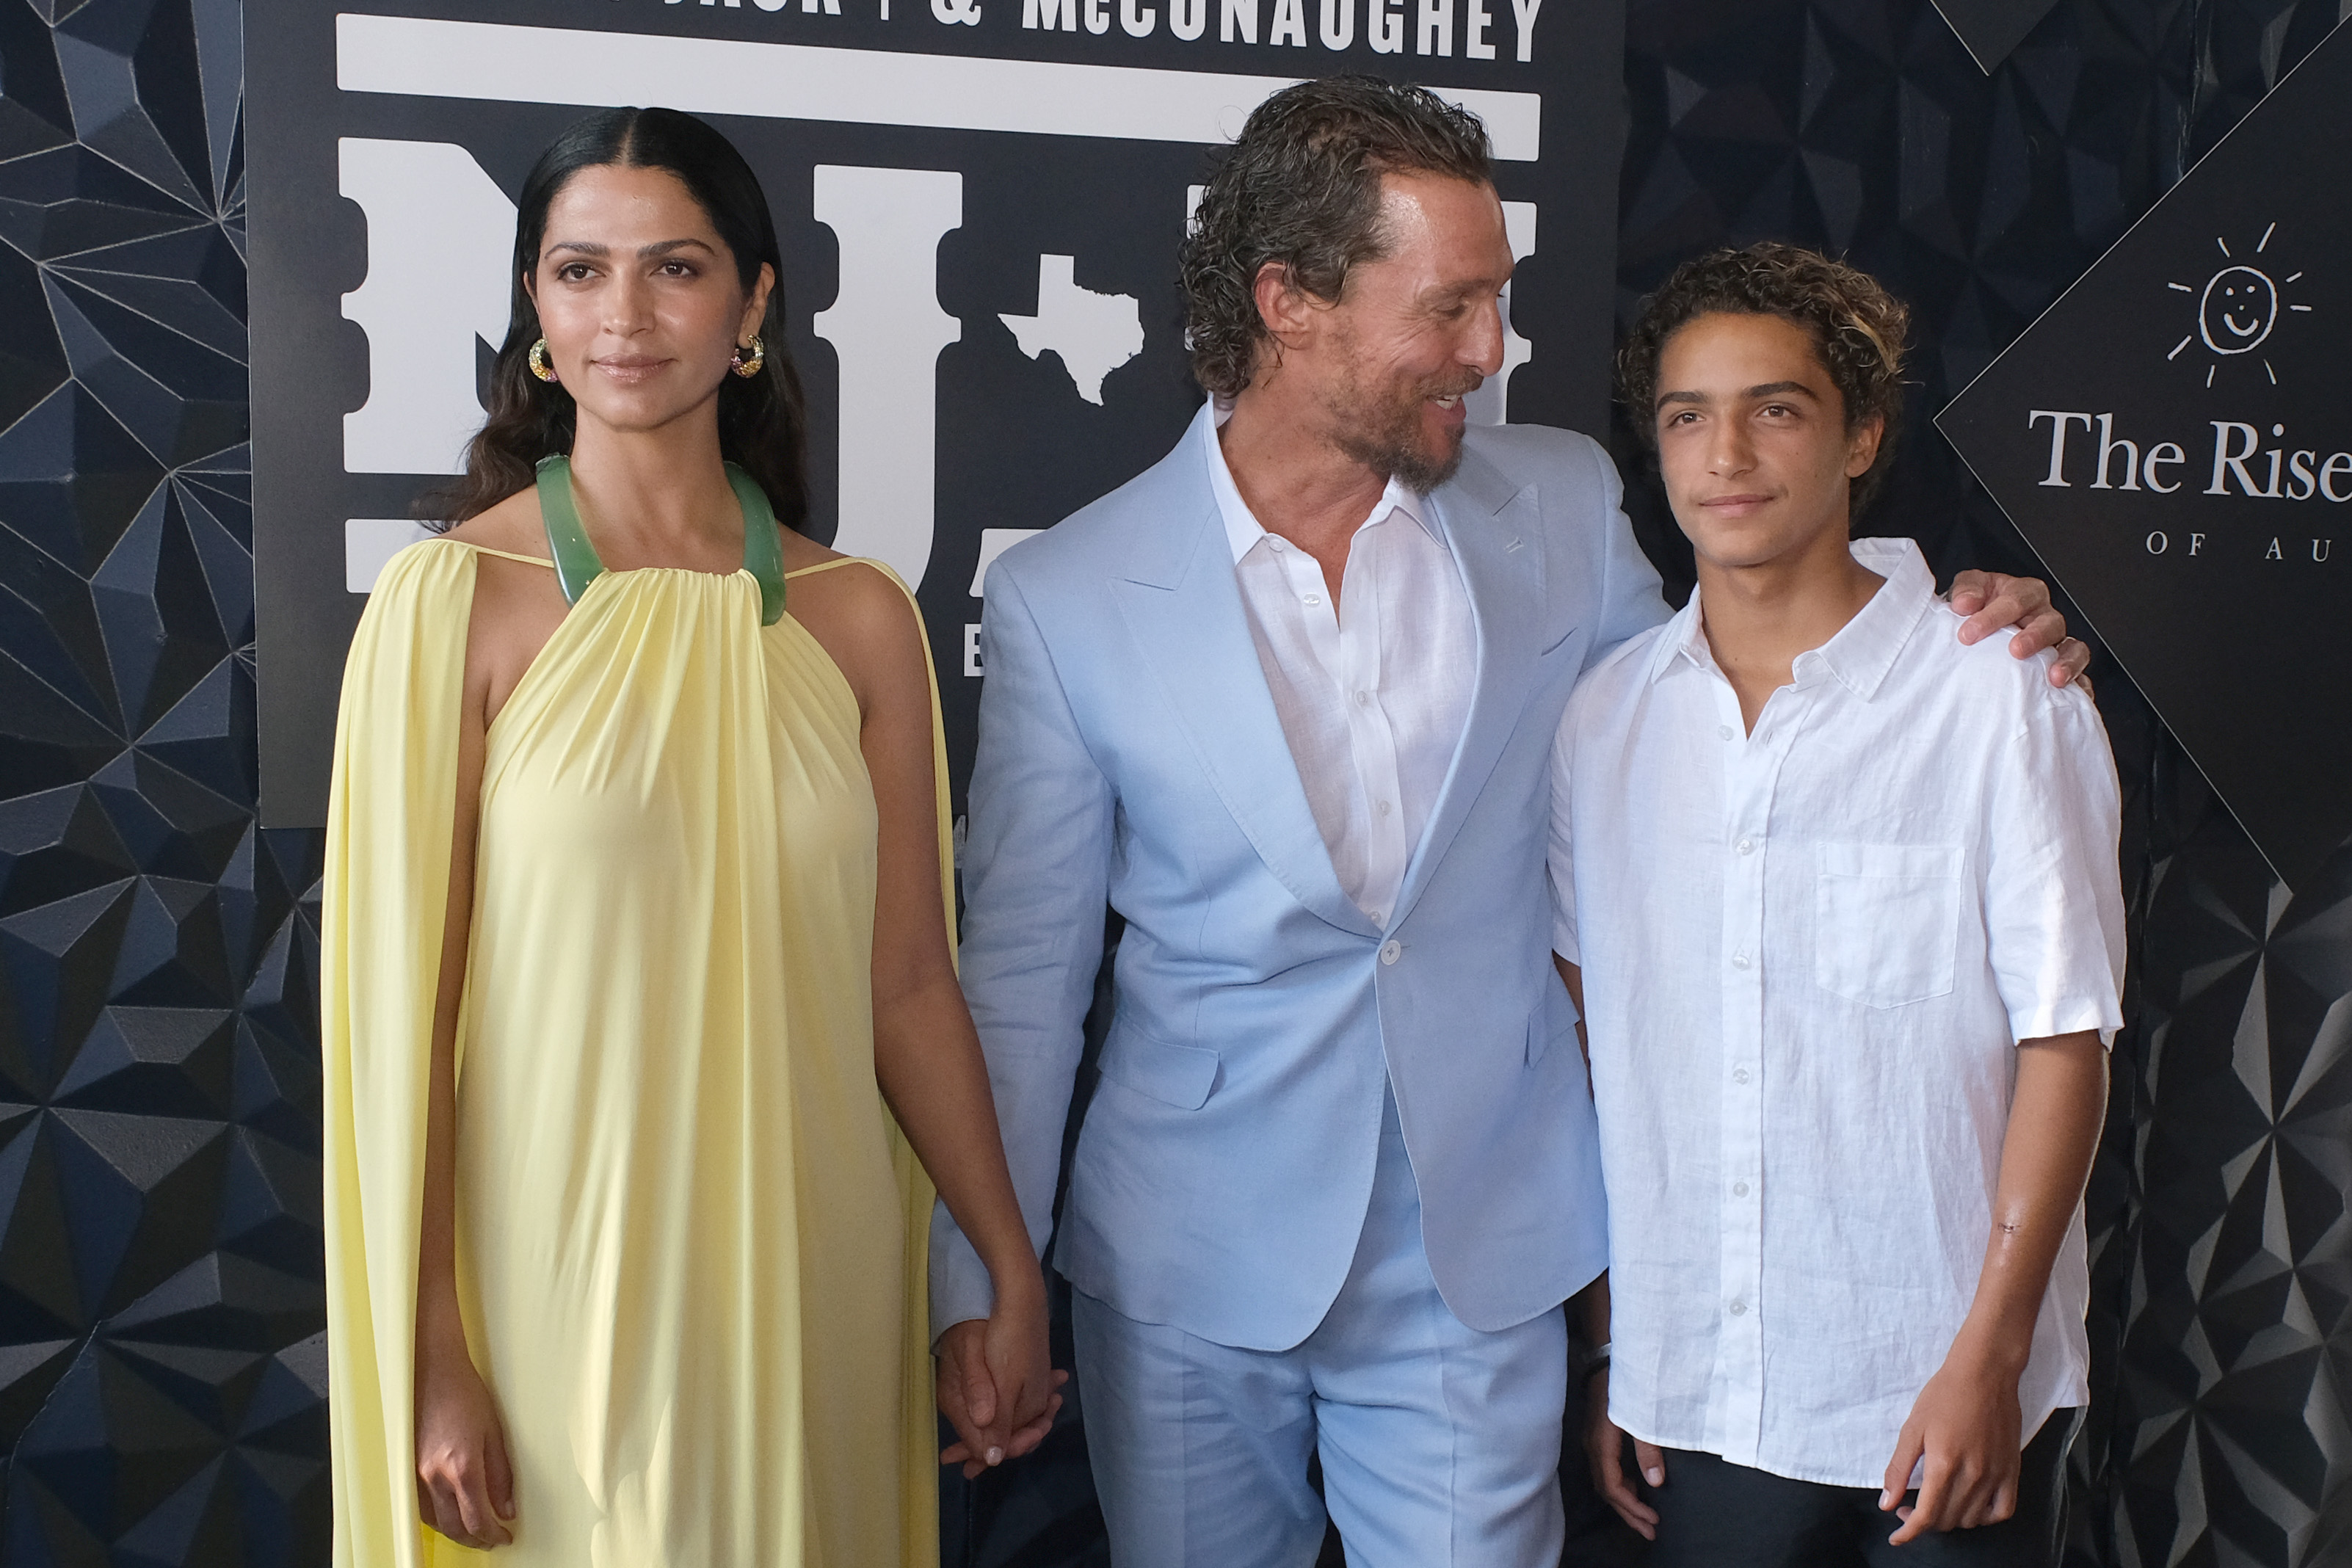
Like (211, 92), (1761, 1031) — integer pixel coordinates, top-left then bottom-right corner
(1618, 243), (1912, 515)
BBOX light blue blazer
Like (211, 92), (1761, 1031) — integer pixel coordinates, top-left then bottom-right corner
(932, 417), (1669, 1351)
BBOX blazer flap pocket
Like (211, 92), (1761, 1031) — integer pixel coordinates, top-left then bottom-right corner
(1100, 1027), (1220, 1110)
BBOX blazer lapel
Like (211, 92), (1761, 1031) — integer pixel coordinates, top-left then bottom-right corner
(1111, 473), (1379, 940)
(1386, 449), (1548, 931)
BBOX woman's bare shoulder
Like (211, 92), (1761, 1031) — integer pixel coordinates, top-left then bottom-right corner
(785, 549), (929, 702)
(789, 553), (918, 626)
(440, 490), (550, 559)
(437, 491), (568, 655)
(777, 526), (845, 574)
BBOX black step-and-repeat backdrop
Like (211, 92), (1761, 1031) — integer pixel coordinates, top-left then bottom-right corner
(244, 0), (1626, 825)
(6, 0), (2352, 1563)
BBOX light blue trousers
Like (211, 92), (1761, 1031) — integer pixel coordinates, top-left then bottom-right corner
(1071, 1091), (1569, 1568)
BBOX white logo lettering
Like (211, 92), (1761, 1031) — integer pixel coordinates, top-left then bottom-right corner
(1508, 0), (1539, 62)
(2028, 409), (2091, 487)
(1463, 201), (1536, 427)
(338, 139), (514, 476)
(1416, 0), (1451, 54)
(812, 165), (963, 587)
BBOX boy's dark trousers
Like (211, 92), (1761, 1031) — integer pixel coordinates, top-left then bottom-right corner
(1642, 1408), (2080, 1568)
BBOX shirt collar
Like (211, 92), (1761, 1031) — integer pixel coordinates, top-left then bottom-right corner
(1645, 593), (1718, 685)
(1647, 536), (1938, 700)
(1197, 397), (1436, 565)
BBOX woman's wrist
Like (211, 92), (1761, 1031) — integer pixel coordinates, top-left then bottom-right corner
(981, 1252), (1045, 1310)
(415, 1296), (473, 1366)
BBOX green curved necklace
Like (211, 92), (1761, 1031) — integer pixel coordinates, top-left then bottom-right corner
(533, 454), (787, 626)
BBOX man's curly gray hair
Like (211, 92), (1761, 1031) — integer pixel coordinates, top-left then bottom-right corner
(1179, 76), (1492, 399)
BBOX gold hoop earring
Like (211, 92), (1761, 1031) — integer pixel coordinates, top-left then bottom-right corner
(730, 335), (764, 378)
(528, 338), (559, 382)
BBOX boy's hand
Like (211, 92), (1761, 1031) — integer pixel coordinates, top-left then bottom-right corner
(1583, 1371), (1664, 1540)
(1879, 1344), (2023, 1542)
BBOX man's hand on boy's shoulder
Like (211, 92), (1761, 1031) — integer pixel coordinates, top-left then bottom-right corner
(1947, 570), (2093, 694)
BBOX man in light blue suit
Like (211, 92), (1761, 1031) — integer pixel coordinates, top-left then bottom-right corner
(930, 77), (2078, 1565)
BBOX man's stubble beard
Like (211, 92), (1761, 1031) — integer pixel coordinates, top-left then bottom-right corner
(1324, 357), (1481, 495)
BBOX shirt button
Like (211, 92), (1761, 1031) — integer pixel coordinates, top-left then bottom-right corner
(1728, 1299), (1747, 1316)
(1355, 690), (1371, 706)
(1732, 1067), (1750, 1085)
(1377, 800), (1393, 817)
(1368, 910), (1385, 925)
(1735, 838), (1754, 855)
(1304, 593), (1322, 607)
(1732, 1181), (1750, 1197)
(1379, 940), (1402, 965)
(1731, 953), (1750, 970)
(1718, 724), (1734, 740)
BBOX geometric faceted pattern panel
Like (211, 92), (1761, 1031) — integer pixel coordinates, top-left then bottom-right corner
(0, 0), (329, 1562)
(2119, 770), (2352, 1568)
(1614, 3), (2352, 1564)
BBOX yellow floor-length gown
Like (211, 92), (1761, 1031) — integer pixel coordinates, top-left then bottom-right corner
(322, 540), (943, 1568)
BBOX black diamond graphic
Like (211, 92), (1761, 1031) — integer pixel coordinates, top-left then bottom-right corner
(1938, 20), (2352, 891)
(1930, 0), (2060, 72)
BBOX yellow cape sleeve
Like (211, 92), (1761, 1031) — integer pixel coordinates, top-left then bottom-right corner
(320, 541), (478, 1568)
(863, 560), (949, 1567)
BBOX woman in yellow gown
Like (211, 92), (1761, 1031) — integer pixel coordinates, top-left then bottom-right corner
(320, 108), (1059, 1567)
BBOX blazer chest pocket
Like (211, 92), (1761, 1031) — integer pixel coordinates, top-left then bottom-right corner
(1099, 1026), (1220, 1110)
(1813, 843), (1962, 1009)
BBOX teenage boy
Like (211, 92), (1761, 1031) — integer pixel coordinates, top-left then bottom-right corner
(1550, 244), (2125, 1567)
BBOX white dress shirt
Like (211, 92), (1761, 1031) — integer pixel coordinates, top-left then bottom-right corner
(1203, 402), (1475, 927)
(1548, 537), (2125, 1488)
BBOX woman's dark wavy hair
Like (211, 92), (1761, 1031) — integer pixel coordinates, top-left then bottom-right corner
(1179, 76), (1491, 399)
(429, 106), (810, 531)
(1617, 242), (1912, 517)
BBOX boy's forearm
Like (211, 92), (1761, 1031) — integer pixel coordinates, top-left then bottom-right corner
(1952, 1031), (2107, 1373)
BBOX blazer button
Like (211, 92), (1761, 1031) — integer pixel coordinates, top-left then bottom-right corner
(1379, 940), (1402, 965)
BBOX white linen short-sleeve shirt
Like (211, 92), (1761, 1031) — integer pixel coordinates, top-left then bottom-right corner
(1547, 537), (2126, 1487)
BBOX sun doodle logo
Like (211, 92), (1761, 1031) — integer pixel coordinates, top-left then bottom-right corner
(2164, 220), (2317, 388)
